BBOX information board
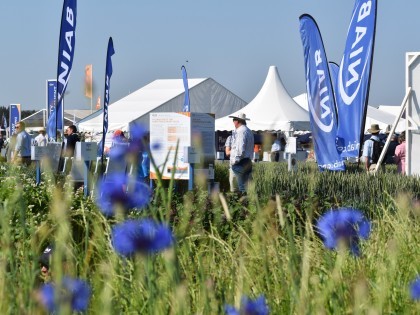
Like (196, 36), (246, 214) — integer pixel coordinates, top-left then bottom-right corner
(150, 112), (215, 180)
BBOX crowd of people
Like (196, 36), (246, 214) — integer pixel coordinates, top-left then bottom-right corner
(362, 124), (406, 174)
(0, 118), (410, 199)
(0, 124), (150, 181)
(222, 120), (408, 195)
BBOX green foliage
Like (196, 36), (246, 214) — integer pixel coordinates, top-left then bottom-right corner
(0, 162), (419, 313)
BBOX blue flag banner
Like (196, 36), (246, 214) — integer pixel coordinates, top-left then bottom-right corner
(47, 110), (57, 140)
(46, 80), (58, 119)
(46, 80), (62, 140)
(181, 65), (190, 112)
(336, 0), (377, 158)
(9, 104), (21, 136)
(47, 0), (77, 140)
(299, 14), (345, 171)
(101, 37), (115, 159)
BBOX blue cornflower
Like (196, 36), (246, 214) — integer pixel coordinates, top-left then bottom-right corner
(409, 276), (420, 301)
(316, 207), (371, 256)
(39, 277), (91, 312)
(130, 123), (147, 143)
(108, 142), (129, 159)
(224, 295), (269, 315)
(127, 123), (147, 154)
(96, 173), (151, 216)
(224, 305), (239, 315)
(151, 141), (161, 151)
(112, 218), (174, 256)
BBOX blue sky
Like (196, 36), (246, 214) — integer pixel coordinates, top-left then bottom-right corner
(1, 1), (419, 111)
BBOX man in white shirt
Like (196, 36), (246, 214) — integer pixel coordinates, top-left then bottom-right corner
(35, 129), (47, 146)
(228, 112), (254, 195)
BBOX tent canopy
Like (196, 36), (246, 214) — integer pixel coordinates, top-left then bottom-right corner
(215, 66), (310, 132)
(293, 93), (405, 133)
(77, 78), (247, 133)
(365, 106), (405, 133)
(21, 109), (91, 131)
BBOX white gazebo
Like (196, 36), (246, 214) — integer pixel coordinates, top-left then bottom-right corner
(215, 65), (310, 132)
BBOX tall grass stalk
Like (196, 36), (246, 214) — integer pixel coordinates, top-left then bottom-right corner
(0, 162), (418, 313)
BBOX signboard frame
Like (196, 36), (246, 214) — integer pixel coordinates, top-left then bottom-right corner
(149, 112), (215, 180)
(406, 52), (420, 176)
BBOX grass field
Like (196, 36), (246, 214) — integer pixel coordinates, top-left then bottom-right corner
(0, 161), (419, 314)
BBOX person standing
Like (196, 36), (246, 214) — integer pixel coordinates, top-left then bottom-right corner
(362, 124), (382, 173)
(64, 125), (80, 157)
(229, 112), (254, 195)
(0, 134), (4, 159)
(270, 133), (281, 162)
(60, 125), (80, 173)
(13, 121), (32, 165)
(384, 133), (398, 164)
(112, 129), (127, 144)
(0, 134), (4, 150)
(35, 129), (47, 146)
(394, 131), (406, 174)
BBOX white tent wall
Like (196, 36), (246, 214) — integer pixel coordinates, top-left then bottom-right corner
(131, 78), (247, 129)
(365, 106), (405, 133)
(215, 66), (311, 132)
(21, 109), (91, 132)
(77, 78), (247, 134)
(378, 105), (401, 116)
(293, 93), (406, 133)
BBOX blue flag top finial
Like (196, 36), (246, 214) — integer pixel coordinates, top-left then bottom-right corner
(181, 65), (190, 112)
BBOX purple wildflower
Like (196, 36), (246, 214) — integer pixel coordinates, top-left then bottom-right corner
(108, 143), (129, 159)
(127, 123), (147, 154)
(224, 305), (239, 315)
(39, 277), (91, 312)
(151, 141), (161, 151)
(112, 219), (174, 256)
(316, 207), (371, 256)
(225, 295), (269, 315)
(96, 173), (151, 216)
(410, 276), (420, 301)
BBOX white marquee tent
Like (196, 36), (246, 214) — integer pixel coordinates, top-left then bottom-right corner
(215, 66), (311, 131)
(293, 94), (406, 133)
(77, 78), (247, 133)
(21, 109), (91, 132)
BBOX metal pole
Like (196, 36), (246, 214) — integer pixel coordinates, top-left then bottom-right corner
(84, 160), (89, 196)
(373, 87), (411, 174)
